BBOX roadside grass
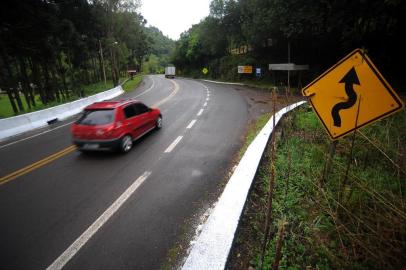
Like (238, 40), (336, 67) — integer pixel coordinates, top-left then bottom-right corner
(229, 103), (406, 269)
(238, 112), (272, 158)
(0, 94), (77, 118)
(122, 74), (143, 92)
(82, 80), (115, 95)
(0, 76), (142, 119)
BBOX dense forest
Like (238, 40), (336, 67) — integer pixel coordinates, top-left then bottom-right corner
(172, 0), (406, 90)
(143, 26), (175, 74)
(0, 0), (155, 115)
(2, 0), (405, 116)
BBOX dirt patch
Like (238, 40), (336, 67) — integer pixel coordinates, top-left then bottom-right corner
(233, 86), (304, 124)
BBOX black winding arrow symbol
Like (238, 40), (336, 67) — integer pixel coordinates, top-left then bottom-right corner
(331, 67), (360, 127)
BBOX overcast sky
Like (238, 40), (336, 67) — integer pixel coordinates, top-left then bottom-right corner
(140, 0), (211, 40)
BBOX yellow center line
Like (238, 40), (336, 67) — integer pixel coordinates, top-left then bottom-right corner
(0, 145), (77, 186)
(152, 79), (180, 108)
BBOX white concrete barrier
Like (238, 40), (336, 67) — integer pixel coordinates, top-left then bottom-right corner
(182, 101), (307, 270)
(0, 86), (124, 141)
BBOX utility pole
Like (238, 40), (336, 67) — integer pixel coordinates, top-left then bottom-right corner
(287, 41), (291, 95)
(110, 41), (119, 87)
(99, 40), (107, 86)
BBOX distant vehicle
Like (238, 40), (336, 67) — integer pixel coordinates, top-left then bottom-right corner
(71, 100), (162, 153)
(165, 66), (176, 79)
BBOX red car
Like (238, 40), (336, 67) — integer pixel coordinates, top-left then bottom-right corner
(71, 100), (162, 153)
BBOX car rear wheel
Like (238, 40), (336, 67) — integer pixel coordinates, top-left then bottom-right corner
(120, 135), (133, 153)
(156, 116), (162, 129)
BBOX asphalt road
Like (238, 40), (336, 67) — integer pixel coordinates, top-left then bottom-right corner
(0, 75), (248, 269)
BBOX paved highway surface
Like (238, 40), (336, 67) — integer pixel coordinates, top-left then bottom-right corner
(0, 75), (248, 269)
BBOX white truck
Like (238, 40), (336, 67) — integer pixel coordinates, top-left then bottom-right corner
(165, 66), (176, 79)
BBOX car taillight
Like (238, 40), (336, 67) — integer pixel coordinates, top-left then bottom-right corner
(95, 126), (114, 138)
(71, 126), (79, 137)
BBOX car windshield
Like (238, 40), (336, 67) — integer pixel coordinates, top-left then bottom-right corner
(76, 109), (115, 126)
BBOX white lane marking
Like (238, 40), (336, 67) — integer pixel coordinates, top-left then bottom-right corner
(197, 109), (204, 116)
(0, 121), (75, 150)
(186, 120), (197, 129)
(206, 97), (209, 101)
(134, 76), (155, 98)
(203, 102), (207, 107)
(46, 171), (151, 270)
(164, 136), (183, 153)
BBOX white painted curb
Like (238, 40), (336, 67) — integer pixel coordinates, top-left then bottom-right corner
(0, 86), (124, 141)
(201, 79), (244, 86)
(182, 101), (307, 270)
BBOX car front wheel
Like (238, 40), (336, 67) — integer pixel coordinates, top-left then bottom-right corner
(155, 116), (162, 129)
(120, 135), (133, 153)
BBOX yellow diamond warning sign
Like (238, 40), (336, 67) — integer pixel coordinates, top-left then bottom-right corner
(302, 49), (404, 140)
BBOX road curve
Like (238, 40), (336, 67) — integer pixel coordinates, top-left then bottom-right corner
(0, 75), (248, 269)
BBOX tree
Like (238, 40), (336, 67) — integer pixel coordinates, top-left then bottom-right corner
(0, 0), (152, 116)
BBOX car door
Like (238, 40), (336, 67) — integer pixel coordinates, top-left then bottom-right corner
(133, 103), (153, 135)
(123, 104), (142, 138)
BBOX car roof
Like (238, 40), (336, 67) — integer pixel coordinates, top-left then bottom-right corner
(84, 99), (140, 110)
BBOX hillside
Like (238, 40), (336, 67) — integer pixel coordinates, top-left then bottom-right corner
(143, 26), (175, 74)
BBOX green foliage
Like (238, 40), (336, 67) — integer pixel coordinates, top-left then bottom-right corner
(122, 74), (143, 92)
(141, 26), (175, 74)
(249, 107), (406, 269)
(239, 112), (272, 157)
(172, 0), (406, 89)
(0, 0), (151, 116)
(294, 107), (323, 132)
(0, 78), (126, 118)
(143, 54), (160, 74)
(231, 104), (406, 269)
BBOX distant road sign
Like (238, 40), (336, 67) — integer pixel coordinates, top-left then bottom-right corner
(302, 49), (404, 140)
(238, 66), (253, 74)
(256, 68), (261, 77)
(202, 67), (208, 75)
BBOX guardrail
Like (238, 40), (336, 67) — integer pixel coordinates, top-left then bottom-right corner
(0, 86), (124, 141)
(182, 101), (306, 270)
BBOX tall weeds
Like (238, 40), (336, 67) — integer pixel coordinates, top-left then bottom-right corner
(256, 104), (405, 269)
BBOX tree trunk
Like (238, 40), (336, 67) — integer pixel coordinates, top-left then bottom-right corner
(110, 48), (119, 86)
(30, 58), (46, 104)
(0, 49), (19, 114)
(92, 56), (99, 83)
(6, 89), (19, 115)
(3, 54), (24, 112)
(57, 55), (69, 100)
(12, 87), (24, 112)
(18, 57), (32, 109)
(50, 67), (61, 102)
(42, 62), (55, 103)
(67, 53), (80, 97)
